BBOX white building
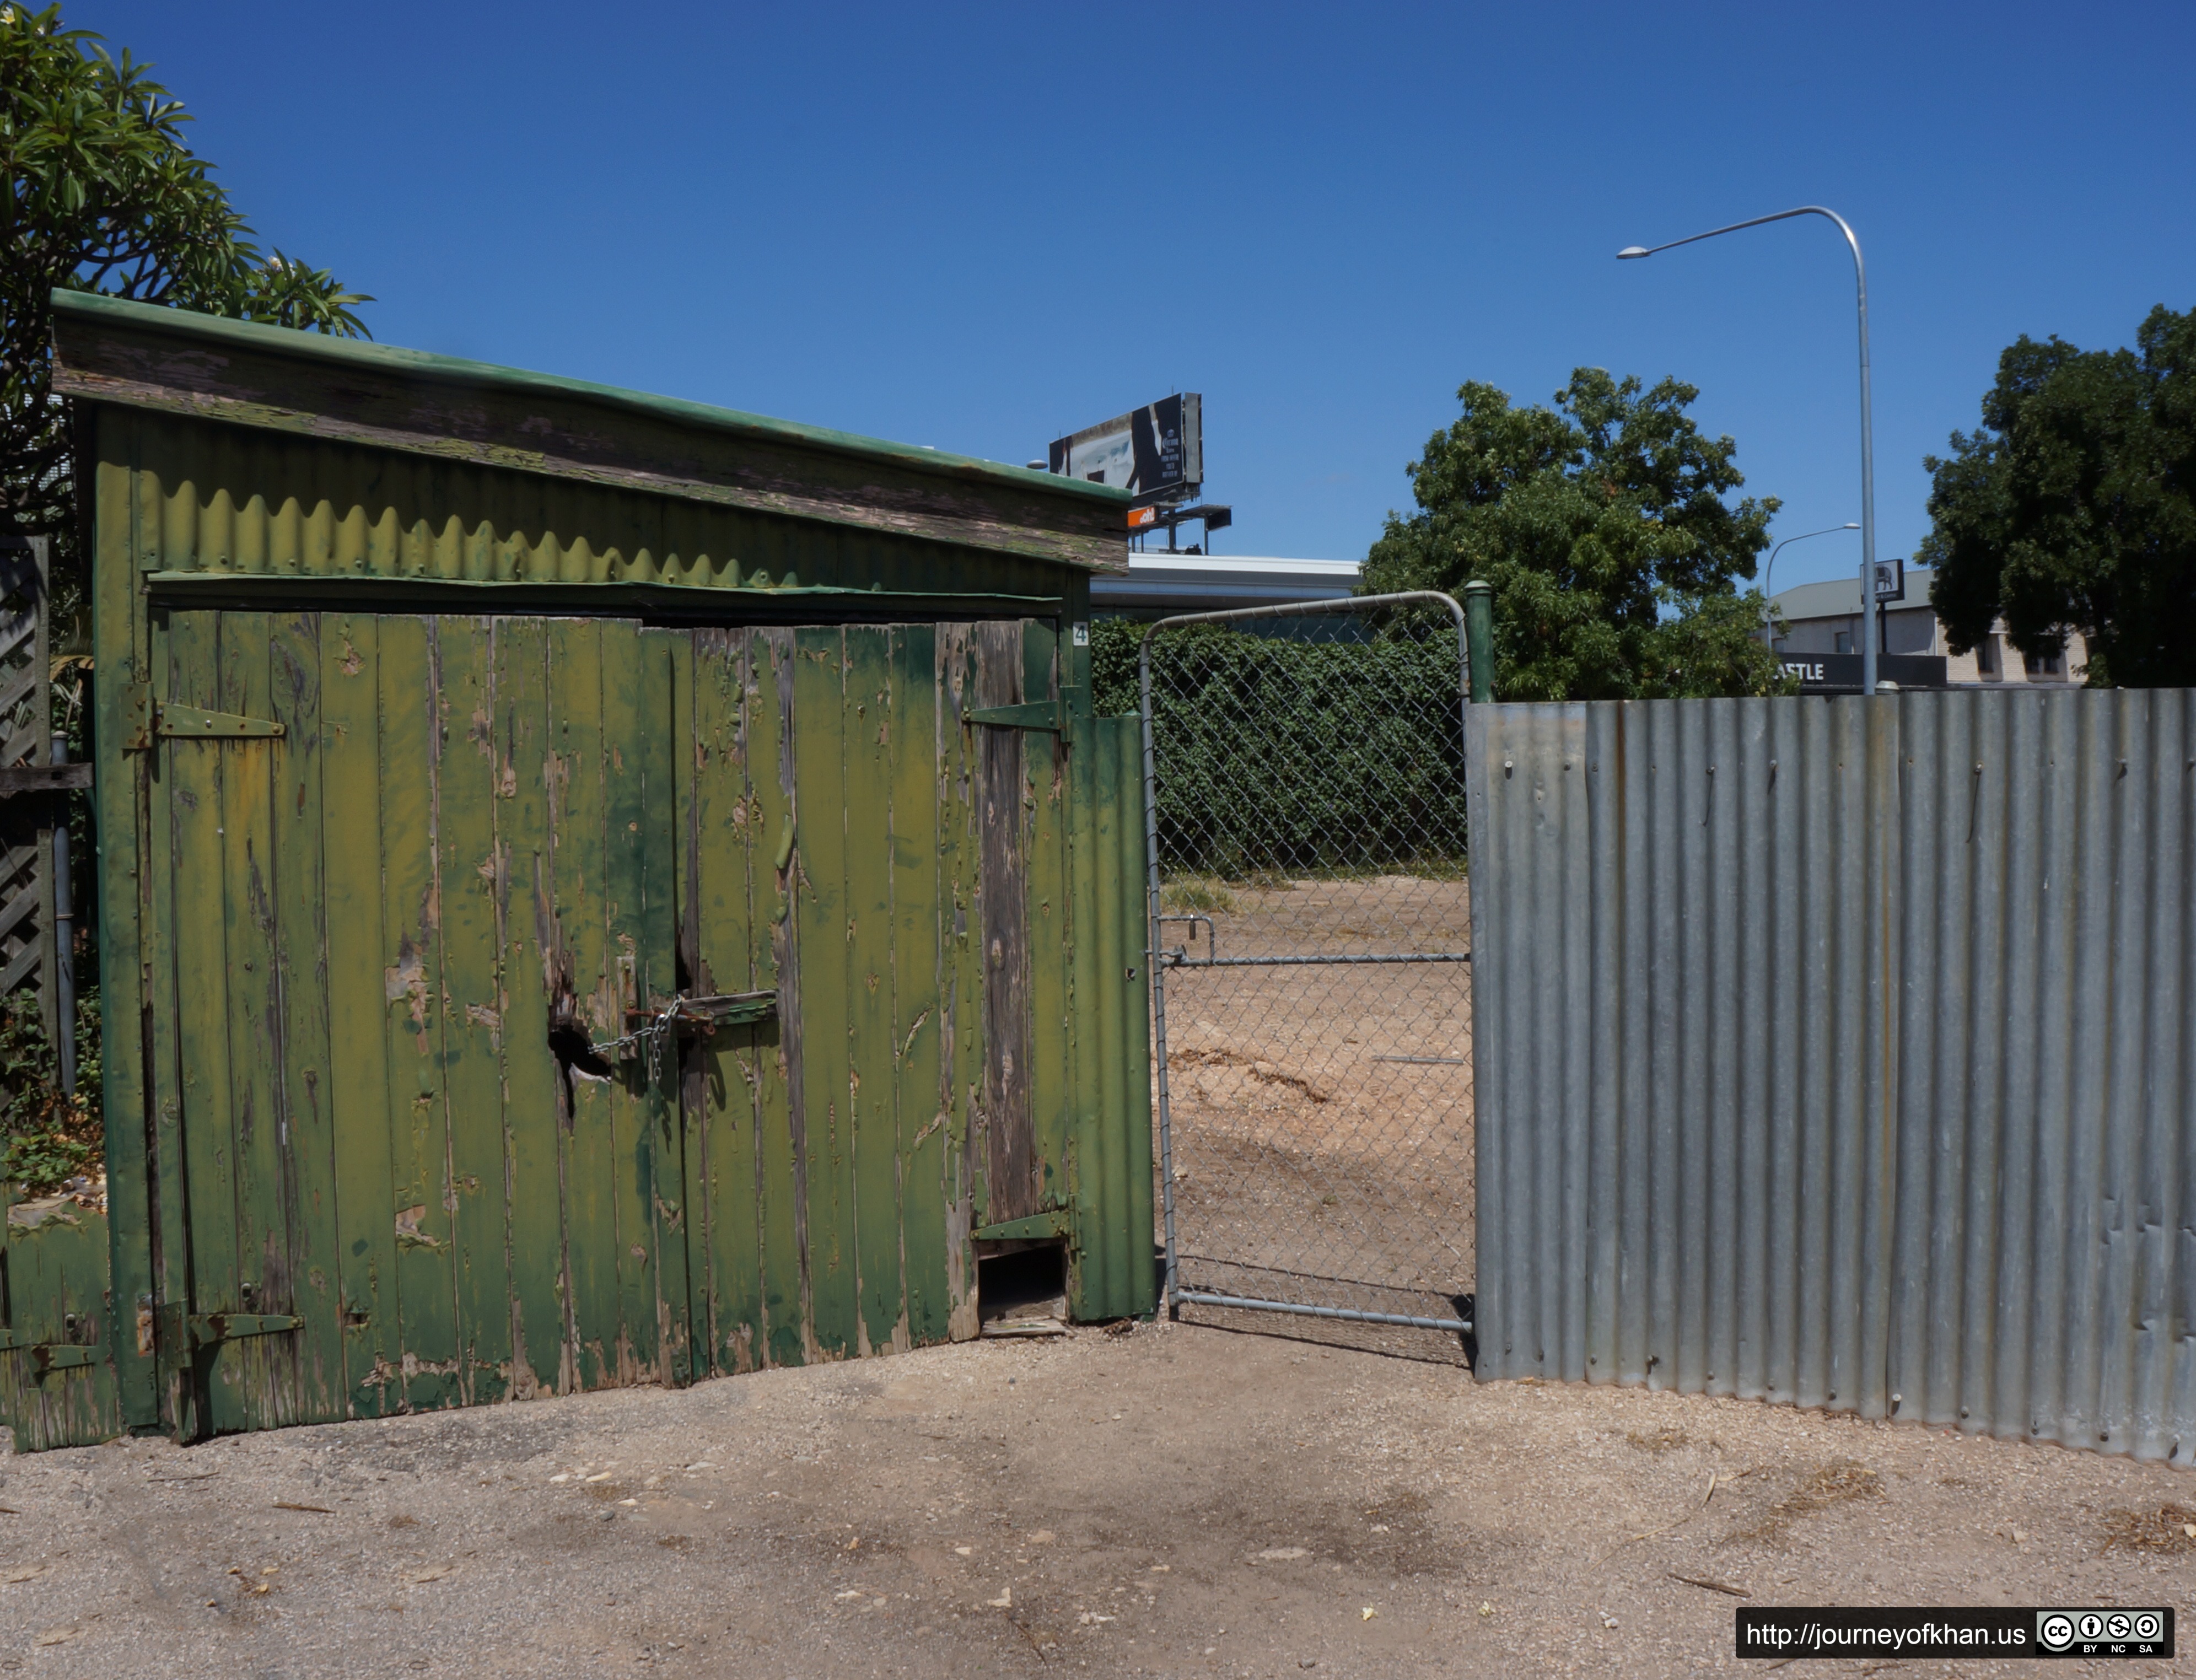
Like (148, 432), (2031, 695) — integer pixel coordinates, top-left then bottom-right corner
(1769, 565), (2086, 686)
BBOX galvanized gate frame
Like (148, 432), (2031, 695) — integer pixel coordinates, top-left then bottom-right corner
(1139, 590), (1477, 1338)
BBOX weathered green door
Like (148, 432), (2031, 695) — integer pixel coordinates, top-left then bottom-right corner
(146, 610), (687, 1437)
(136, 607), (1122, 1440)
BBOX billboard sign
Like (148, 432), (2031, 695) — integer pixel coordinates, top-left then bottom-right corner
(1871, 556), (1906, 603)
(1048, 394), (1201, 505)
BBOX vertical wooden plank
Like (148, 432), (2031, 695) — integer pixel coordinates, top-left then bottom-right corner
(494, 616), (565, 1398)
(547, 618), (622, 1392)
(380, 616), (460, 1413)
(724, 628), (769, 1371)
(936, 624), (981, 1339)
(793, 628), (857, 1359)
(319, 613), (402, 1416)
(690, 629), (767, 1373)
(1064, 656), (1105, 1317)
(973, 622), (1036, 1225)
(1022, 622), (1071, 1215)
(90, 437), (159, 1429)
(432, 616), (510, 1406)
(158, 608), (234, 1435)
(890, 626), (950, 1345)
(208, 610), (299, 1433)
(844, 625), (902, 1355)
(671, 628), (715, 1376)
(267, 610), (345, 1421)
(601, 620), (657, 1381)
(143, 629), (201, 1436)
(630, 624), (691, 1385)
(751, 629), (808, 1367)
(596, 621), (686, 1382)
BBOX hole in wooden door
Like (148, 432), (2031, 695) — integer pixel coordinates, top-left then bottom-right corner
(977, 1241), (1066, 1334)
(547, 1017), (613, 1116)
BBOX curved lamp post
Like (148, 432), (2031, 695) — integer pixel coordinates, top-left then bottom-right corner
(1618, 207), (1883, 692)
(1760, 522), (1861, 648)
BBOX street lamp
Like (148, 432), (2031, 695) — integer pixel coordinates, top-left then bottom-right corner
(1618, 206), (1885, 692)
(1759, 522), (1861, 647)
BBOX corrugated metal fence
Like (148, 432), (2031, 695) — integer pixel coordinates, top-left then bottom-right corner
(1468, 688), (2196, 1465)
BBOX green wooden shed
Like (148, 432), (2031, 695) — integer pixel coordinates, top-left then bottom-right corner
(1, 292), (1154, 1449)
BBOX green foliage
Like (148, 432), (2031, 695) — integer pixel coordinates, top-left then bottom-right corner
(1359, 368), (1791, 700)
(1922, 305), (2195, 687)
(0, 982), (100, 1195)
(1090, 617), (1467, 875)
(2, 2), (370, 559)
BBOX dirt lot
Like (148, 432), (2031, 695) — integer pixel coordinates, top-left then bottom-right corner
(4, 1321), (2191, 1678)
(1162, 875), (1476, 1347)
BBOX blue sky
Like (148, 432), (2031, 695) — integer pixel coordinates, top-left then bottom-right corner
(79, 1), (2196, 595)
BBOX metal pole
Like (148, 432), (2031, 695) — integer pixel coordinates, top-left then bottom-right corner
(50, 732), (74, 1096)
(1618, 207), (1880, 691)
(1137, 629), (1181, 1317)
(1758, 523), (1861, 647)
(1462, 580), (1495, 706)
(1850, 228), (1880, 694)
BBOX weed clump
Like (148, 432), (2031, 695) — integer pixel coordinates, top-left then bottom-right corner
(2101, 1503), (2196, 1554)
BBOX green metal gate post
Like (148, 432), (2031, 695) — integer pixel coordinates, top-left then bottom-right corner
(1462, 581), (1495, 706)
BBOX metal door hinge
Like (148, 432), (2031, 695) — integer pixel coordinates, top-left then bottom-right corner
(120, 682), (153, 749)
(189, 1311), (302, 1344)
(121, 684), (285, 749)
(0, 1331), (100, 1376)
(968, 688), (1082, 743)
(30, 1343), (98, 1375)
(975, 1209), (1072, 1242)
(162, 704), (284, 740)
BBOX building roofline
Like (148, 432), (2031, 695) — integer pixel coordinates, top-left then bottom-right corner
(50, 290), (1126, 511)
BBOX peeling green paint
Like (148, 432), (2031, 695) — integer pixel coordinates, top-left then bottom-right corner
(10, 309), (1155, 1454)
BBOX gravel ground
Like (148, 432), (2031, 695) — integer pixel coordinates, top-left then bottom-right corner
(1, 1321), (2190, 1678)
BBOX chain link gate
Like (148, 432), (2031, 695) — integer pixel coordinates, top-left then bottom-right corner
(1139, 593), (1475, 1360)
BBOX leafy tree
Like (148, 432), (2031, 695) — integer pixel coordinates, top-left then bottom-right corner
(1360, 368), (1789, 700)
(1922, 305), (2195, 687)
(1, 7), (365, 1160)
(2, 3), (370, 566)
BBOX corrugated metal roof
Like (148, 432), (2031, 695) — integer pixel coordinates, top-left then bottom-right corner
(51, 292), (1129, 577)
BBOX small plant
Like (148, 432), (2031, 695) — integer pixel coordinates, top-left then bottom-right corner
(1162, 878), (1237, 916)
(0, 984), (102, 1197)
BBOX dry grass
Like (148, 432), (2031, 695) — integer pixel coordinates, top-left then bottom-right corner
(1774, 1459), (1885, 1518)
(1734, 1457), (1886, 1544)
(2099, 1501), (2196, 1554)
